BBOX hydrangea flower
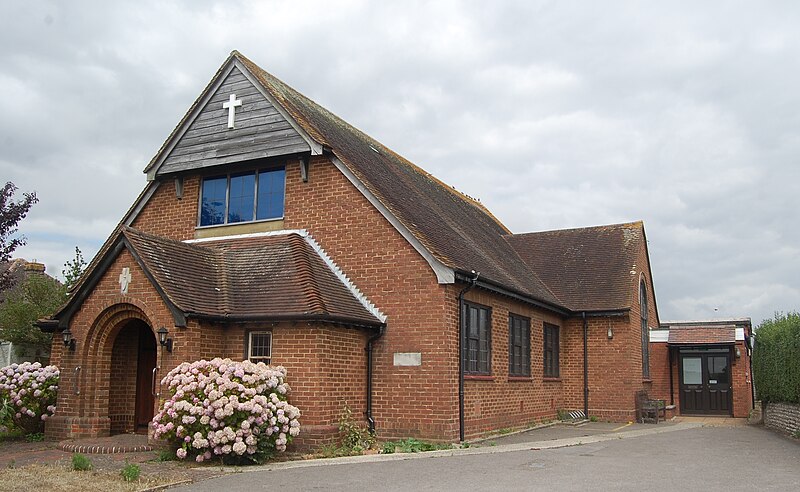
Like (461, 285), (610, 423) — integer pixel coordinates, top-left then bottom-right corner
(0, 362), (59, 434)
(152, 358), (300, 463)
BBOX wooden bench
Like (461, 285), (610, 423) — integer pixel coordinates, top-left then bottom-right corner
(636, 390), (666, 423)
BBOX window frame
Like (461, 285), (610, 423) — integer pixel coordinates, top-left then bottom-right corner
(246, 330), (273, 365)
(543, 322), (560, 378)
(508, 314), (531, 377)
(462, 301), (492, 376)
(198, 166), (286, 228)
(640, 279), (650, 379)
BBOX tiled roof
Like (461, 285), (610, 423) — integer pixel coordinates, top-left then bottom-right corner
(234, 52), (562, 308)
(667, 325), (736, 345)
(505, 222), (645, 312)
(122, 227), (383, 327)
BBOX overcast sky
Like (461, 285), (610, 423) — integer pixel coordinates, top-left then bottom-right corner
(1, 1), (798, 326)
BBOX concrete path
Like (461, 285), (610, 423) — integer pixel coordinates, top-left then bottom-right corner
(173, 421), (800, 491)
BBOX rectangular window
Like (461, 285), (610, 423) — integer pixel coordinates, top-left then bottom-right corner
(247, 331), (272, 364)
(544, 323), (560, 378)
(508, 314), (531, 377)
(257, 168), (286, 220)
(199, 167), (285, 226)
(200, 175), (227, 226)
(228, 173), (256, 223)
(463, 302), (491, 375)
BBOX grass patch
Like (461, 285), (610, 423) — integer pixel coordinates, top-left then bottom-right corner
(154, 449), (177, 462)
(497, 428), (513, 435)
(380, 438), (452, 454)
(316, 444), (362, 458)
(71, 453), (93, 471)
(120, 462), (140, 482)
(589, 416), (599, 422)
(0, 463), (176, 492)
(0, 428), (24, 442)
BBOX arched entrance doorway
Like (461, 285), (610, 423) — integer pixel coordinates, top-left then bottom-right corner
(109, 319), (157, 434)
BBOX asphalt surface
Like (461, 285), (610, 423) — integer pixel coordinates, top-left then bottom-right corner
(173, 424), (800, 491)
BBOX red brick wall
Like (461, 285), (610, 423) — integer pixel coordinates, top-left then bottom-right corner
(108, 323), (139, 434)
(130, 178), (198, 240)
(283, 157), (455, 440)
(46, 249), (177, 439)
(449, 286), (566, 438)
(53, 154), (672, 443)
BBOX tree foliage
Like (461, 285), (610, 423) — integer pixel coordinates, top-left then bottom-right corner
(0, 274), (65, 352)
(752, 312), (800, 404)
(0, 182), (38, 292)
(62, 246), (87, 291)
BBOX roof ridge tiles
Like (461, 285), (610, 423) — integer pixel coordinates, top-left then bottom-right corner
(510, 220), (644, 238)
(301, 233), (387, 324)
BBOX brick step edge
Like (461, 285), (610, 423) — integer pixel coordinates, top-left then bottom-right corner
(58, 441), (154, 454)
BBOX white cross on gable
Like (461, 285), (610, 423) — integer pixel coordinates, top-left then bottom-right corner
(222, 93), (242, 129)
(119, 267), (132, 294)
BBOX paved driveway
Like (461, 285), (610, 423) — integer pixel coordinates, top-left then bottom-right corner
(176, 424), (800, 491)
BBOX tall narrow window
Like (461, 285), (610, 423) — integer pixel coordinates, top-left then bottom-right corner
(640, 280), (650, 378)
(508, 314), (530, 377)
(257, 168), (286, 220)
(463, 302), (491, 375)
(228, 173), (256, 223)
(200, 176), (227, 226)
(544, 323), (560, 378)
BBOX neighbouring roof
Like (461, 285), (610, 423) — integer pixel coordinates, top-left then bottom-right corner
(667, 325), (737, 345)
(0, 259), (57, 304)
(50, 227), (384, 329)
(505, 222), (646, 312)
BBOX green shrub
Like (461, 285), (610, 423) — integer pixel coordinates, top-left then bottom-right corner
(71, 453), (92, 471)
(752, 312), (800, 404)
(24, 432), (44, 442)
(338, 405), (374, 453)
(120, 461), (140, 482)
(156, 449), (177, 462)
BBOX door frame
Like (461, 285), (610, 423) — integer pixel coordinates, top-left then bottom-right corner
(677, 346), (733, 416)
(133, 322), (158, 433)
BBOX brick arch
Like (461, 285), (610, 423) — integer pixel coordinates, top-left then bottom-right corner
(79, 302), (159, 420)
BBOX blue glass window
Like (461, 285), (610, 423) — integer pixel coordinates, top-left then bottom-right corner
(228, 173), (256, 223)
(256, 169), (285, 220)
(199, 167), (285, 226)
(200, 176), (227, 226)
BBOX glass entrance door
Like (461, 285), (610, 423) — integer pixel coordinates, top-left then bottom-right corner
(679, 351), (732, 415)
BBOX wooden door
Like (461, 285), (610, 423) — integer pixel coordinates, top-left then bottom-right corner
(679, 351), (732, 415)
(134, 325), (157, 432)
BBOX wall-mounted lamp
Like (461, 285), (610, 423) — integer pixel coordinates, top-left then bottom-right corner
(157, 327), (173, 353)
(607, 326), (613, 339)
(62, 329), (76, 351)
(735, 347), (741, 359)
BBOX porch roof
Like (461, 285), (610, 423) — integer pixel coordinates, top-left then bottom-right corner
(667, 325), (736, 345)
(46, 227), (385, 330)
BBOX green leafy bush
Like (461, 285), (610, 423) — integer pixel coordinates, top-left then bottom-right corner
(71, 453), (92, 471)
(120, 461), (140, 482)
(752, 312), (800, 404)
(338, 405), (374, 453)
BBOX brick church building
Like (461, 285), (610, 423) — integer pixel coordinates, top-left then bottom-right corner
(38, 51), (750, 445)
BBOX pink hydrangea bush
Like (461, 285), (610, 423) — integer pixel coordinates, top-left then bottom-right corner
(152, 358), (301, 464)
(0, 362), (59, 433)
